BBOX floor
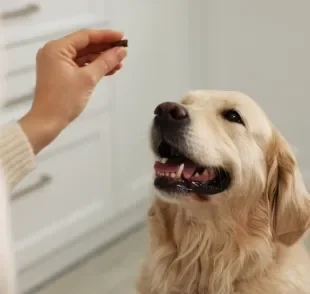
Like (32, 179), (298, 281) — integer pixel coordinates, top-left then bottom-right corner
(33, 227), (310, 294)
(34, 226), (148, 294)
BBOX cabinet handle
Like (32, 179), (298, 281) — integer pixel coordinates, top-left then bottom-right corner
(0, 3), (40, 20)
(12, 174), (52, 200)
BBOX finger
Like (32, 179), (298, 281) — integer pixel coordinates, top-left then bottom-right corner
(76, 54), (122, 70)
(76, 54), (123, 69)
(106, 64), (123, 76)
(106, 69), (117, 76)
(76, 39), (127, 57)
(114, 63), (122, 71)
(75, 53), (101, 67)
(82, 47), (127, 81)
(58, 29), (124, 57)
(76, 43), (112, 57)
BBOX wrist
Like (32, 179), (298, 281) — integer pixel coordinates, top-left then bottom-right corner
(19, 110), (67, 155)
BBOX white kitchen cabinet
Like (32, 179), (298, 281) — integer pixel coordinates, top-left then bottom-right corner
(0, 1), (193, 292)
(0, 2), (146, 292)
(12, 112), (112, 271)
(0, 0), (92, 32)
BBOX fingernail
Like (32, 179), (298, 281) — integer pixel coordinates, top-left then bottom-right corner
(115, 47), (127, 60)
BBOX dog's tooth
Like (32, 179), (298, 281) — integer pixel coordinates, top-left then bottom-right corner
(209, 169), (215, 177)
(161, 158), (168, 164)
(171, 173), (176, 178)
(194, 172), (199, 177)
(165, 173), (169, 176)
(176, 163), (184, 178)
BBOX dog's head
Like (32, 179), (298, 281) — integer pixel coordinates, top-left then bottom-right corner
(151, 90), (310, 245)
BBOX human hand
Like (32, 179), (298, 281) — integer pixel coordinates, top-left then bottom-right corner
(19, 29), (127, 154)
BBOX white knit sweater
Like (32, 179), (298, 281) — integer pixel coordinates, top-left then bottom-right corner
(0, 123), (36, 294)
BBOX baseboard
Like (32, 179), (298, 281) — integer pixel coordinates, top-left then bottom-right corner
(19, 197), (151, 294)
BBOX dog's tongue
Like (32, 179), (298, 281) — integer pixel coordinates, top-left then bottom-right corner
(154, 161), (196, 178)
(182, 163), (197, 179)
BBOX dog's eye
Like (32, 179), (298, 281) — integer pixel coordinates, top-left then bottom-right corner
(221, 109), (244, 125)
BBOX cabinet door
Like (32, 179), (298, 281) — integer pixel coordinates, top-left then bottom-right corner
(11, 113), (112, 272)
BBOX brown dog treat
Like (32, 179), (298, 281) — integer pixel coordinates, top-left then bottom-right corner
(110, 39), (128, 48)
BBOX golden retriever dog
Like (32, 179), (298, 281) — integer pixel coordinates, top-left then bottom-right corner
(137, 90), (310, 294)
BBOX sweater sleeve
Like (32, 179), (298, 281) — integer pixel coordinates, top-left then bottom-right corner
(0, 122), (36, 190)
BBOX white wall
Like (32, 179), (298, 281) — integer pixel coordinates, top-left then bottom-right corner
(191, 0), (310, 179)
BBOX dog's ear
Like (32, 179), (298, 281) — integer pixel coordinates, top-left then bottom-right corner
(266, 129), (310, 246)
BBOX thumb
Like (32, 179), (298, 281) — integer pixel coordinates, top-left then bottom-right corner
(83, 47), (127, 81)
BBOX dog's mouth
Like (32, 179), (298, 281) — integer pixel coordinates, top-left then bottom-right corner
(153, 141), (231, 198)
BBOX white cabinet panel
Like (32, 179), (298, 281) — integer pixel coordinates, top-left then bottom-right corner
(1, 73), (110, 125)
(7, 40), (41, 73)
(0, 0), (130, 290)
(11, 113), (112, 271)
(0, 1), (96, 35)
(5, 15), (108, 72)
(6, 70), (35, 103)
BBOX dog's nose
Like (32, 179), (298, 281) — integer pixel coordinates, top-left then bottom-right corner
(154, 102), (188, 121)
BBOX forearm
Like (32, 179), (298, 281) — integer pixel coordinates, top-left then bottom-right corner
(18, 110), (66, 155)
(0, 104), (67, 190)
(0, 122), (36, 190)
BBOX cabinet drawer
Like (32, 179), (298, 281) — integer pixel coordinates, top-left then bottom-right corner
(7, 40), (44, 74)
(6, 16), (108, 74)
(1, 3), (93, 35)
(1, 70), (111, 125)
(38, 99), (110, 161)
(11, 113), (112, 271)
(6, 70), (35, 104)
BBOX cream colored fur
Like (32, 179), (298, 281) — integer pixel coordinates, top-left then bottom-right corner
(137, 90), (310, 294)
